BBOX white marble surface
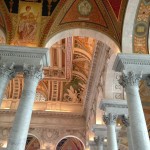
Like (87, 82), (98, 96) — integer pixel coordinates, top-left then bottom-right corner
(7, 68), (42, 150)
(107, 124), (118, 150)
(122, 0), (141, 53)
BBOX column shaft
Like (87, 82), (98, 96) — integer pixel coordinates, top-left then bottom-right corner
(107, 124), (118, 150)
(120, 72), (150, 150)
(127, 126), (134, 150)
(103, 114), (118, 150)
(98, 143), (103, 150)
(7, 67), (42, 150)
(126, 85), (150, 150)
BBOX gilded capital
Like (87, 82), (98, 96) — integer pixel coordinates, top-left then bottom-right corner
(103, 113), (117, 125)
(119, 71), (142, 88)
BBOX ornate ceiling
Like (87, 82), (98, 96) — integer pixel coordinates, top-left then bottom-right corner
(0, 0), (128, 47)
(0, 36), (95, 113)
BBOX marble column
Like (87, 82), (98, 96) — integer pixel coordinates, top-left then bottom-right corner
(7, 66), (42, 150)
(89, 141), (97, 150)
(120, 72), (150, 150)
(103, 113), (118, 150)
(96, 137), (104, 150)
(0, 63), (15, 105)
(122, 116), (133, 150)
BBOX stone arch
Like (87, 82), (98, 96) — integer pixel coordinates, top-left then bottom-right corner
(45, 28), (120, 54)
(26, 133), (41, 150)
(122, 0), (141, 53)
(45, 28), (120, 98)
(55, 135), (85, 150)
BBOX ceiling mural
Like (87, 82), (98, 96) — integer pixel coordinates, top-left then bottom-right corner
(1, 36), (95, 112)
(133, 0), (150, 54)
(0, 0), (128, 47)
(43, 0), (128, 47)
(0, 0), (128, 113)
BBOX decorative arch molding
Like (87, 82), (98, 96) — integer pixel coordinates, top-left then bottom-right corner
(45, 28), (120, 54)
(27, 133), (42, 149)
(0, 1), (13, 44)
(55, 135), (85, 150)
(133, 0), (150, 54)
(122, 0), (141, 53)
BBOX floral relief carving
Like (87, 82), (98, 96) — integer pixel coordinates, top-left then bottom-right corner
(63, 77), (86, 103)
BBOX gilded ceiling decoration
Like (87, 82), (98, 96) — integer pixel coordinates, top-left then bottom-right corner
(0, 0), (128, 47)
(133, 0), (150, 54)
(0, 0), (128, 113)
(43, 0), (128, 47)
(0, 36), (95, 113)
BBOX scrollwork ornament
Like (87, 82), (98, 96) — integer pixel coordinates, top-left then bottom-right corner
(103, 113), (117, 125)
(122, 115), (130, 127)
(119, 71), (142, 88)
(0, 63), (16, 79)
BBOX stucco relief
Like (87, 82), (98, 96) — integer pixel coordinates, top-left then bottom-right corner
(29, 127), (85, 150)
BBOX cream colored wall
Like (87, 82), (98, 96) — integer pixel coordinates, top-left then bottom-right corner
(0, 111), (85, 150)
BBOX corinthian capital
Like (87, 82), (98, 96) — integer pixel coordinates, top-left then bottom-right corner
(103, 113), (117, 125)
(23, 64), (43, 80)
(121, 115), (130, 127)
(0, 63), (16, 79)
(119, 71), (142, 88)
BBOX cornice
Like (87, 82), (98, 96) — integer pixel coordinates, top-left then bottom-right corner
(0, 45), (50, 67)
(113, 53), (150, 76)
(100, 99), (128, 110)
(100, 99), (128, 116)
(0, 109), (84, 119)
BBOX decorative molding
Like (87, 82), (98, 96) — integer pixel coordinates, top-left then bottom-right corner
(84, 41), (110, 119)
(0, 109), (84, 118)
(113, 53), (150, 76)
(0, 45), (50, 68)
(100, 99), (128, 116)
(92, 124), (107, 137)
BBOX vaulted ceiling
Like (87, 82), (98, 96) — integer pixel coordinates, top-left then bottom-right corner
(0, 0), (128, 47)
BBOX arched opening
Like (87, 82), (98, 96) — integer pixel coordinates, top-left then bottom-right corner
(56, 136), (85, 150)
(25, 135), (40, 150)
(45, 28), (119, 54)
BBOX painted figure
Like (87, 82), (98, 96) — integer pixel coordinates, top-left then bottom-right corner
(18, 6), (39, 42)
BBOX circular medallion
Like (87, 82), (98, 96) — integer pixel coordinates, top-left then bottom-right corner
(78, 0), (92, 16)
(134, 22), (148, 37)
